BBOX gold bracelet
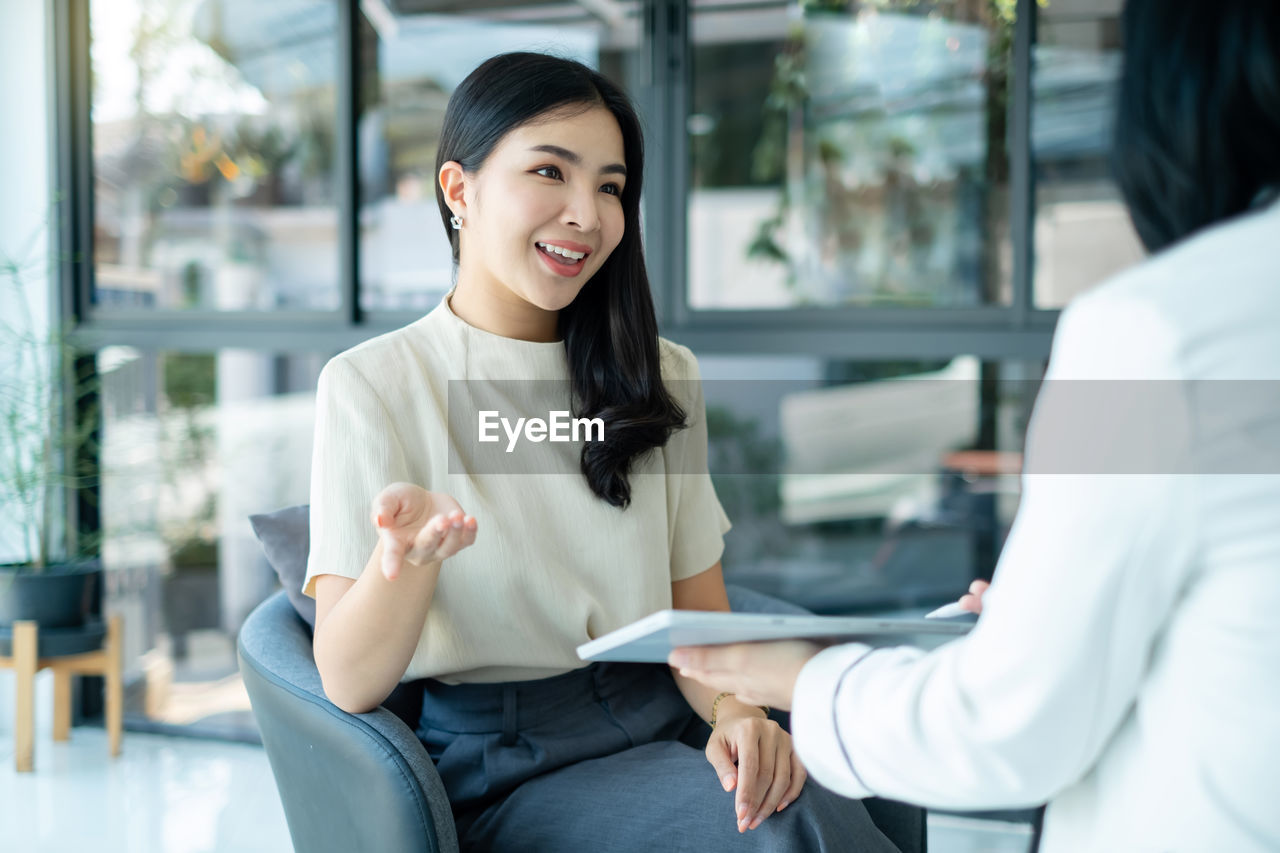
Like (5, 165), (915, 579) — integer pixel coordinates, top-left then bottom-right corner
(709, 692), (770, 728)
(710, 691), (733, 727)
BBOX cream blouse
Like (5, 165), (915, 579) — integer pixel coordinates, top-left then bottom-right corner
(304, 295), (730, 683)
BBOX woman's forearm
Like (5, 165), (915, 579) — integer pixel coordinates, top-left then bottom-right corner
(668, 564), (766, 724)
(313, 539), (442, 713)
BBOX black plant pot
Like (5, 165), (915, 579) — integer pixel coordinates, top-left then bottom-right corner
(0, 560), (103, 629)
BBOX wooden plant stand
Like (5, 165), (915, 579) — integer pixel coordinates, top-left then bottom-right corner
(0, 614), (123, 772)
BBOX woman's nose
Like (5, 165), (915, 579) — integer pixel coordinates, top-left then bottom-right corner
(561, 187), (601, 232)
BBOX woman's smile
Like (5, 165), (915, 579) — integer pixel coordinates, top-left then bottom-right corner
(535, 239), (592, 277)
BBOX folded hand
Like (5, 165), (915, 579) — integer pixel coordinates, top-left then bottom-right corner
(704, 710), (806, 833)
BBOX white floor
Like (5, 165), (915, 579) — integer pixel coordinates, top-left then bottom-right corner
(0, 727), (1033, 853)
(0, 729), (293, 853)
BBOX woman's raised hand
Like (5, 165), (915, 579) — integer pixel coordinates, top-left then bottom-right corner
(705, 711), (806, 834)
(370, 482), (478, 580)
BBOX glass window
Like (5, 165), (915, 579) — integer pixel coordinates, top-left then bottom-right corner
(699, 353), (1040, 614)
(99, 347), (323, 737)
(90, 0), (340, 312)
(688, 0), (1013, 310)
(1032, 0), (1144, 308)
(356, 1), (643, 312)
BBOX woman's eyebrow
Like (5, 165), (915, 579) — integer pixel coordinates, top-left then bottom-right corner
(528, 143), (627, 177)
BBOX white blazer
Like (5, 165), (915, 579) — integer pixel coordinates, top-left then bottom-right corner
(792, 199), (1280, 852)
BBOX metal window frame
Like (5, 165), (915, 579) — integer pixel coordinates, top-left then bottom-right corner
(57, 0), (1056, 361)
(53, 0), (92, 326)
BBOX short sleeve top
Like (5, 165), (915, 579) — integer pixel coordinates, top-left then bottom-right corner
(303, 294), (731, 683)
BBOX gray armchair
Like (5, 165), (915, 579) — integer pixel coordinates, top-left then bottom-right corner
(237, 587), (927, 853)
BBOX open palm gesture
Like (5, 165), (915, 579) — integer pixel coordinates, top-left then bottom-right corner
(370, 482), (478, 580)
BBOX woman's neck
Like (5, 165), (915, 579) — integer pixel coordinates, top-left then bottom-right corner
(448, 279), (560, 343)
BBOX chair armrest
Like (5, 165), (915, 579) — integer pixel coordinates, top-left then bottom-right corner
(237, 592), (458, 853)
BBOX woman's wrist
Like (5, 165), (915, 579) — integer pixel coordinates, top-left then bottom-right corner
(712, 692), (769, 726)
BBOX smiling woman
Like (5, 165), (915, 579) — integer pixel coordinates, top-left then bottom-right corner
(431, 52), (679, 508)
(302, 52), (898, 852)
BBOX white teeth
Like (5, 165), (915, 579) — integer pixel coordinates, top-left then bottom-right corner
(537, 242), (586, 260)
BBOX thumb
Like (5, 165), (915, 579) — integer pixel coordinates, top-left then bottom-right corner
(705, 735), (738, 792)
(379, 528), (406, 581)
(371, 492), (403, 529)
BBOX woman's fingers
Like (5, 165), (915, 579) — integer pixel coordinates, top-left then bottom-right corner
(410, 512), (457, 560)
(406, 511), (479, 564)
(749, 739), (792, 829)
(708, 722), (804, 831)
(703, 736), (739, 793)
(435, 512), (478, 559)
(734, 733), (768, 833)
(707, 722), (805, 831)
(959, 579), (991, 613)
(404, 514), (449, 565)
(457, 516), (478, 551)
(778, 749), (806, 812)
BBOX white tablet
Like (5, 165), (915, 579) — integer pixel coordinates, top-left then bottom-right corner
(576, 609), (974, 663)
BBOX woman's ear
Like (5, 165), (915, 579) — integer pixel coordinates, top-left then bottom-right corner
(438, 160), (467, 219)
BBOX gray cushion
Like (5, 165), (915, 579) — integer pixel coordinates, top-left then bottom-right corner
(248, 504), (316, 629)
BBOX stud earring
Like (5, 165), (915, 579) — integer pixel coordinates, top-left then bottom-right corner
(450, 214), (463, 230)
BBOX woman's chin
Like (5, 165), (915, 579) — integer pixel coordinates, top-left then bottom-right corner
(525, 282), (588, 313)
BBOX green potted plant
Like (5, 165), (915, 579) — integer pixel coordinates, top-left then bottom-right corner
(0, 211), (103, 635)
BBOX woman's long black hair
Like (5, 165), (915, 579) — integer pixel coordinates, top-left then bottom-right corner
(1112, 0), (1280, 253)
(435, 52), (685, 508)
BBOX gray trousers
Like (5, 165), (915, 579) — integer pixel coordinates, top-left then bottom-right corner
(415, 661), (899, 852)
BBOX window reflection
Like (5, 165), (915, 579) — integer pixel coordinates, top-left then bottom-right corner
(91, 0), (340, 311)
(700, 354), (1038, 614)
(1033, 0), (1144, 307)
(689, 1), (1012, 309)
(99, 347), (321, 737)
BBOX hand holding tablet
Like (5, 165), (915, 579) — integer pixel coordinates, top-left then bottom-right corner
(577, 610), (972, 664)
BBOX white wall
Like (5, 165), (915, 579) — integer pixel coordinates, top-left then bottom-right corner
(0, 0), (56, 737)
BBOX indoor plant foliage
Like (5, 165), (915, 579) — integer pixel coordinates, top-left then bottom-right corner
(0, 211), (102, 629)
